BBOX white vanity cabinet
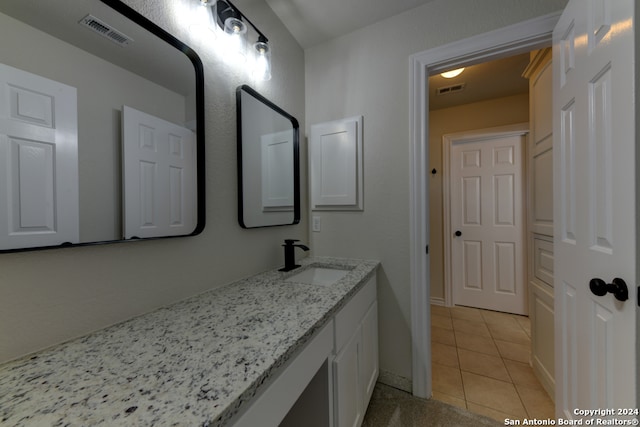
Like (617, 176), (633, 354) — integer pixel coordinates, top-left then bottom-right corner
(229, 272), (378, 427)
(332, 275), (378, 427)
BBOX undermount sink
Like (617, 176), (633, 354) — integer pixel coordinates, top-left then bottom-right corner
(285, 267), (350, 286)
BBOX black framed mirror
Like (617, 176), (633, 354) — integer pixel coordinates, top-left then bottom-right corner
(0, 0), (205, 252)
(237, 85), (300, 228)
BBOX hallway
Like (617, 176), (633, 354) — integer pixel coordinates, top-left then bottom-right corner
(430, 305), (554, 422)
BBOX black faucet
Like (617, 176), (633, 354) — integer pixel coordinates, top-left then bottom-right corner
(279, 239), (310, 272)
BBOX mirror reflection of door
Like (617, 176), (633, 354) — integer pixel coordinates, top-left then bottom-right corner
(0, 63), (79, 250)
(122, 106), (196, 239)
(261, 129), (294, 212)
(0, 0), (203, 251)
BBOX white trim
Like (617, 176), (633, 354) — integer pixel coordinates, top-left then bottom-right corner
(442, 123), (529, 308)
(408, 11), (560, 399)
(430, 297), (446, 307)
(377, 369), (412, 393)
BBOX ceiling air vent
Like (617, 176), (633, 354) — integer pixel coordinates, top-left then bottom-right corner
(436, 83), (466, 96)
(78, 14), (133, 47)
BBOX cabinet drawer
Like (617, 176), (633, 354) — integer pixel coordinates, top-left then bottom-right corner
(334, 275), (376, 352)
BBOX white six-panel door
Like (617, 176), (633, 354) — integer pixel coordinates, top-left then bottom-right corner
(0, 63), (79, 250)
(449, 131), (527, 315)
(122, 106), (196, 239)
(553, 0), (636, 418)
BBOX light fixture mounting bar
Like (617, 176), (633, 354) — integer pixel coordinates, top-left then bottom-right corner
(222, 0), (269, 43)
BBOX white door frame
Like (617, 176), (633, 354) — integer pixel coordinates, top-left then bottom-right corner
(442, 123), (529, 308)
(408, 12), (560, 398)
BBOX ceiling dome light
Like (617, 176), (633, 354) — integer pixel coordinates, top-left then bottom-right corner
(440, 67), (465, 79)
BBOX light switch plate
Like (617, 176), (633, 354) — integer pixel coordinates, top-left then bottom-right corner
(312, 216), (321, 232)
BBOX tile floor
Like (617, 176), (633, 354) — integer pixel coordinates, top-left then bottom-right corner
(430, 304), (555, 423)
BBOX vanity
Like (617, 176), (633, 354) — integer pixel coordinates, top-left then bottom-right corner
(0, 257), (379, 426)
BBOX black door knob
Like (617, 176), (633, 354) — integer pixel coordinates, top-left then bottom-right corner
(589, 277), (629, 302)
(454, 230), (462, 237)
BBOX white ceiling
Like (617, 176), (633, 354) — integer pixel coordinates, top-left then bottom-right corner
(264, 0), (437, 49)
(264, 0), (531, 109)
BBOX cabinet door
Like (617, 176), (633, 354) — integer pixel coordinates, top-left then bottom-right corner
(360, 301), (378, 407)
(310, 116), (363, 210)
(333, 328), (362, 427)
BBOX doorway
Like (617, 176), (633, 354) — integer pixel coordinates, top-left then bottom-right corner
(408, 12), (560, 399)
(429, 63), (550, 419)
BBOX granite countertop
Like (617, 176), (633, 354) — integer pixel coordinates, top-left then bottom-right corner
(0, 257), (379, 427)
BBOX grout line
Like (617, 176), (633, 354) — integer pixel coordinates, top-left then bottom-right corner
(433, 305), (546, 420)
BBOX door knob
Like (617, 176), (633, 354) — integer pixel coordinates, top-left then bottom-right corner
(589, 277), (629, 302)
(454, 230), (462, 237)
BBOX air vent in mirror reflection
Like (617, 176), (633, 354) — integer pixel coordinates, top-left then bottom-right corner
(78, 14), (133, 47)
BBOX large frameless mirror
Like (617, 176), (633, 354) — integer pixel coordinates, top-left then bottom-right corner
(0, 0), (205, 252)
(237, 85), (299, 228)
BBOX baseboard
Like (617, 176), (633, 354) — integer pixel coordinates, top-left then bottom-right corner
(532, 358), (555, 402)
(378, 369), (412, 393)
(430, 297), (445, 306)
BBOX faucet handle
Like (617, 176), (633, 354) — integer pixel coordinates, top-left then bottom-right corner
(283, 239), (300, 245)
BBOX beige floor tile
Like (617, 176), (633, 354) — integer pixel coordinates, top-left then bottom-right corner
(432, 313), (454, 330)
(515, 316), (531, 336)
(454, 330), (500, 356)
(432, 362), (465, 399)
(428, 307), (546, 424)
(431, 391), (467, 410)
(495, 340), (530, 363)
(452, 317), (491, 337)
(431, 305), (451, 318)
(504, 359), (539, 387)
(485, 317), (524, 333)
(431, 342), (459, 368)
(481, 310), (519, 325)
(489, 326), (531, 345)
(462, 371), (527, 418)
(458, 348), (510, 382)
(432, 325), (456, 346)
(450, 306), (485, 321)
(516, 383), (555, 419)
(467, 402), (516, 424)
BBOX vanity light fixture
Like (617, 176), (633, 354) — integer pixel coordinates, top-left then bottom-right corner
(440, 67), (465, 78)
(199, 0), (272, 80)
(189, 0), (217, 40)
(253, 36), (271, 81)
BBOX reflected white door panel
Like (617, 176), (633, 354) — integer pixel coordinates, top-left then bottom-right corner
(122, 106), (196, 239)
(0, 63), (78, 249)
(261, 130), (294, 211)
